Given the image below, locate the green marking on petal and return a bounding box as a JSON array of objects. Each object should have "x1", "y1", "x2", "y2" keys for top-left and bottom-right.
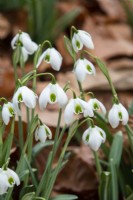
[
  {"x1": 8, "y1": 177, "x2": 14, "y2": 186},
  {"x1": 118, "y1": 112, "x2": 122, "y2": 120},
  {"x1": 45, "y1": 54, "x2": 50, "y2": 62},
  {"x1": 18, "y1": 94, "x2": 23, "y2": 102},
  {"x1": 86, "y1": 65, "x2": 92, "y2": 72},
  {"x1": 100, "y1": 131, "x2": 104, "y2": 138},
  {"x1": 76, "y1": 40, "x2": 80, "y2": 49},
  {"x1": 8, "y1": 107, "x2": 14, "y2": 116},
  {"x1": 85, "y1": 134, "x2": 90, "y2": 142},
  {"x1": 93, "y1": 102, "x2": 100, "y2": 110},
  {"x1": 45, "y1": 127, "x2": 50, "y2": 136},
  {"x1": 74, "y1": 104, "x2": 83, "y2": 114},
  {"x1": 50, "y1": 93, "x2": 56, "y2": 103}
]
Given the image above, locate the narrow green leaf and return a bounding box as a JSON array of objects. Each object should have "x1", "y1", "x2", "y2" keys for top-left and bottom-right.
[
  {"x1": 110, "y1": 159, "x2": 118, "y2": 200},
  {"x1": 19, "y1": 185, "x2": 34, "y2": 200},
  {"x1": 99, "y1": 171, "x2": 111, "y2": 200},
  {"x1": 64, "y1": 36, "x2": 74, "y2": 58},
  {"x1": 51, "y1": 194, "x2": 78, "y2": 200},
  {"x1": 21, "y1": 192, "x2": 35, "y2": 200},
  {"x1": 95, "y1": 58, "x2": 109, "y2": 79},
  {"x1": 109, "y1": 131, "x2": 123, "y2": 167}
]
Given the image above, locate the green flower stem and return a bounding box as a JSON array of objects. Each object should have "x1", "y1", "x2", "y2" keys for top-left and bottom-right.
[
  {"x1": 18, "y1": 105, "x2": 24, "y2": 152},
  {"x1": 0, "y1": 122, "x2": 3, "y2": 166},
  {"x1": 93, "y1": 151, "x2": 102, "y2": 178},
  {"x1": 13, "y1": 49, "x2": 19, "y2": 88}
]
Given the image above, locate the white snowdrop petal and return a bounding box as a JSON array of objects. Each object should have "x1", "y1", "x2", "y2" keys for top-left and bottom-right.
[
  {"x1": 96, "y1": 99, "x2": 106, "y2": 115},
  {"x1": 36, "y1": 51, "x2": 47, "y2": 68},
  {"x1": 82, "y1": 128, "x2": 91, "y2": 145},
  {"x1": 21, "y1": 47, "x2": 29, "y2": 62},
  {"x1": 12, "y1": 88, "x2": 22, "y2": 116},
  {"x1": 96, "y1": 126, "x2": 106, "y2": 143},
  {"x1": 74, "y1": 60, "x2": 86, "y2": 82},
  {"x1": 108, "y1": 105, "x2": 119, "y2": 128},
  {"x1": 56, "y1": 84, "x2": 68, "y2": 108},
  {"x1": 79, "y1": 98, "x2": 94, "y2": 117},
  {"x1": 6, "y1": 168, "x2": 20, "y2": 186},
  {"x1": 38, "y1": 126, "x2": 47, "y2": 143},
  {"x1": 39, "y1": 84, "x2": 51, "y2": 110},
  {"x1": 64, "y1": 100, "x2": 75, "y2": 125},
  {"x1": 119, "y1": 104, "x2": 129, "y2": 125},
  {"x1": 50, "y1": 48, "x2": 62, "y2": 71},
  {"x1": 0, "y1": 172, "x2": 9, "y2": 194},
  {"x1": 88, "y1": 129, "x2": 103, "y2": 151},
  {"x1": 84, "y1": 59, "x2": 96, "y2": 75},
  {"x1": 72, "y1": 33, "x2": 83, "y2": 53},
  {"x1": 21, "y1": 86, "x2": 37, "y2": 109},
  {"x1": 2, "y1": 106, "x2": 10, "y2": 125},
  {"x1": 44, "y1": 125, "x2": 52, "y2": 139},
  {"x1": 78, "y1": 30, "x2": 94, "y2": 49}
]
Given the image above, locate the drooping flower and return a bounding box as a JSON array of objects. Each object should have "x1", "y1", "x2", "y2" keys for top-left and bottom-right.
[
  {"x1": 0, "y1": 170, "x2": 9, "y2": 195},
  {"x1": 39, "y1": 83, "x2": 68, "y2": 110},
  {"x1": 74, "y1": 58, "x2": 96, "y2": 82},
  {"x1": 72, "y1": 29, "x2": 94, "y2": 53},
  {"x1": 2, "y1": 102, "x2": 15, "y2": 125},
  {"x1": 13, "y1": 86, "x2": 37, "y2": 115},
  {"x1": 3, "y1": 168, "x2": 20, "y2": 188},
  {"x1": 36, "y1": 48, "x2": 62, "y2": 71},
  {"x1": 108, "y1": 103, "x2": 129, "y2": 128},
  {"x1": 85, "y1": 98, "x2": 106, "y2": 116},
  {"x1": 82, "y1": 126, "x2": 106, "y2": 151},
  {"x1": 35, "y1": 124, "x2": 52, "y2": 143},
  {"x1": 64, "y1": 98, "x2": 94, "y2": 125}
]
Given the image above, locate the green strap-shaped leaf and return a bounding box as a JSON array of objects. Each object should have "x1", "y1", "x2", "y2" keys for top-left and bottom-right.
[
  {"x1": 99, "y1": 171, "x2": 111, "y2": 200},
  {"x1": 50, "y1": 194, "x2": 78, "y2": 200}
]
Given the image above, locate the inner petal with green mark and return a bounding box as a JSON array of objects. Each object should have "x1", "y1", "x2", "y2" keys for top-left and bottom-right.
[
  {"x1": 18, "y1": 93, "x2": 23, "y2": 102},
  {"x1": 8, "y1": 107, "x2": 14, "y2": 116},
  {"x1": 85, "y1": 134, "x2": 90, "y2": 142},
  {"x1": 93, "y1": 102, "x2": 100, "y2": 110},
  {"x1": 50, "y1": 93, "x2": 56, "y2": 103},
  {"x1": 8, "y1": 177, "x2": 14, "y2": 186},
  {"x1": 74, "y1": 104, "x2": 83, "y2": 114},
  {"x1": 86, "y1": 65, "x2": 92, "y2": 72},
  {"x1": 45, "y1": 127, "x2": 50, "y2": 136},
  {"x1": 45, "y1": 54, "x2": 50, "y2": 62},
  {"x1": 76, "y1": 40, "x2": 81, "y2": 49},
  {"x1": 118, "y1": 112, "x2": 123, "y2": 121},
  {"x1": 99, "y1": 131, "x2": 104, "y2": 138}
]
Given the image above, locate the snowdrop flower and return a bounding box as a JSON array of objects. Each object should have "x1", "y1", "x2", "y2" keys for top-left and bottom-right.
[
  {"x1": 74, "y1": 58, "x2": 96, "y2": 82},
  {"x1": 39, "y1": 83, "x2": 68, "y2": 110},
  {"x1": 64, "y1": 98, "x2": 94, "y2": 125},
  {"x1": 82, "y1": 126, "x2": 106, "y2": 151},
  {"x1": 36, "y1": 48, "x2": 62, "y2": 71},
  {"x1": 13, "y1": 86, "x2": 37, "y2": 115},
  {"x1": 2, "y1": 102, "x2": 15, "y2": 125},
  {"x1": 85, "y1": 98, "x2": 106, "y2": 116},
  {"x1": 72, "y1": 29, "x2": 94, "y2": 53},
  {"x1": 3, "y1": 168, "x2": 20, "y2": 187},
  {"x1": 108, "y1": 103, "x2": 129, "y2": 128},
  {"x1": 35, "y1": 124, "x2": 52, "y2": 143},
  {"x1": 0, "y1": 170, "x2": 9, "y2": 195}
]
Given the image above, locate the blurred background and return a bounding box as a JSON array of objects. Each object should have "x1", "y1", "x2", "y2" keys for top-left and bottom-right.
[{"x1": 0, "y1": 0, "x2": 133, "y2": 199}]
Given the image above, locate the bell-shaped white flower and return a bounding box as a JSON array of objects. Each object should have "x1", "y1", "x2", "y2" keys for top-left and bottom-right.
[
  {"x1": 13, "y1": 86, "x2": 37, "y2": 115},
  {"x1": 2, "y1": 102, "x2": 15, "y2": 125},
  {"x1": 11, "y1": 32, "x2": 38, "y2": 55},
  {"x1": 108, "y1": 103, "x2": 129, "y2": 128},
  {"x1": 74, "y1": 58, "x2": 96, "y2": 82},
  {"x1": 64, "y1": 98, "x2": 94, "y2": 125},
  {"x1": 35, "y1": 124, "x2": 52, "y2": 143},
  {"x1": 85, "y1": 98, "x2": 106, "y2": 116},
  {"x1": 36, "y1": 48, "x2": 62, "y2": 71},
  {"x1": 39, "y1": 83, "x2": 68, "y2": 110},
  {"x1": 82, "y1": 126, "x2": 106, "y2": 151},
  {"x1": 0, "y1": 170, "x2": 9, "y2": 195},
  {"x1": 72, "y1": 30, "x2": 94, "y2": 53},
  {"x1": 3, "y1": 168, "x2": 20, "y2": 187}
]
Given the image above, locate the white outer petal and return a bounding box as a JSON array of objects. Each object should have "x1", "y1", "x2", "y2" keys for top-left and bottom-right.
[
  {"x1": 21, "y1": 32, "x2": 38, "y2": 54},
  {"x1": 39, "y1": 84, "x2": 50, "y2": 110},
  {"x1": 64, "y1": 99, "x2": 75, "y2": 125},
  {"x1": 44, "y1": 124, "x2": 52, "y2": 139},
  {"x1": 96, "y1": 126, "x2": 106, "y2": 143},
  {"x1": 72, "y1": 33, "x2": 83, "y2": 53},
  {"x1": 56, "y1": 84, "x2": 68, "y2": 108},
  {"x1": 88, "y1": 128, "x2": 103, "y2": 151},
  {"x1": 12, "y1": 88, "x2": 22, "y2": 116},
  {"x1": 78, "y1": 98, "x2": 94, "y2": 117},
  {"x1": 96, "y1": 100, "x2": 106, "y2": 115},
  {"x1": 78, "y1": 30, "x2": 94, "y2": 49},
  {"x1": 82, "y1": 127, "x2": 91, "y2": 145},
  {"x1": 50, "y1": 48, "x2": 62, "y2": 71},
  {"x1": 11, "y1": 34, "x2": 19, "y2": 49},
  {"x1": 84, "y1": 59, "x2": 96, "y2": 75},
  {"x1": 108, "y1": 104, "x2": 119, "y2": 128},
  {"x1": 21, "y1": 86, "x2": 37, "y2": 109},
  {"x1": 119, "y1": 103, "x2": 129, "y2": 125},
  {"x1": 36, "y1": 126, "x2": 47, "y2": 143},
  {"x1": 36, "y1": 51, "x2": 47, "y2": 68},
  {"x1": 0, "y1": 172, "x2": 9, "y2": 194},
  {"x1": 6, "y1": 168, "x2": 20, "y2": 186},
  {"x1": 21, "y1": 47, "x2": 29, "y2": 62},
  {"x1": 74, "y1": 59, "x2": 86, "y2": 82},
  {"x1": 2, "y1": 105, "x2": 11, "y2": 125}
]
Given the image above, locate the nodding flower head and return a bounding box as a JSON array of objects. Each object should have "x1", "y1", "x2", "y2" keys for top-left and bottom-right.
[
  {"x1": 74, "y1": 58, "x2": 96, "y2": 82},
  {"x1": 2, "y1": 102, "x2": 15, "y2": 125},
  {"x1": 64, "y1": 98, "x2": 94, "y2": 125},
  {"x1": 36, "y1": 47, "x2": 63, "y2": 71},
  {"x1": 39, "y1": 83, "x2": 68, "y2": 110},
  {"x1": 108, "y1": 103, "x2": 129, "y2": 128},
  {"x1": 72, "y1": 29, "x2": 94, "y2": 53},
  {"x1": 13, "y1": 86, "x2": 38, "y2": 115},
  {"x1": 82, "y1": 126, "x2": 106, "y2": 151},
  {"x1": 35, "y1": 124, "x2": 52, "y2": 143}
]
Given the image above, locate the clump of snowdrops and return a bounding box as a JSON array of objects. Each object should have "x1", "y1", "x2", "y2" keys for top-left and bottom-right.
[{"x1": 0, "y1": 26, "x2": 132, "y2": 200}]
